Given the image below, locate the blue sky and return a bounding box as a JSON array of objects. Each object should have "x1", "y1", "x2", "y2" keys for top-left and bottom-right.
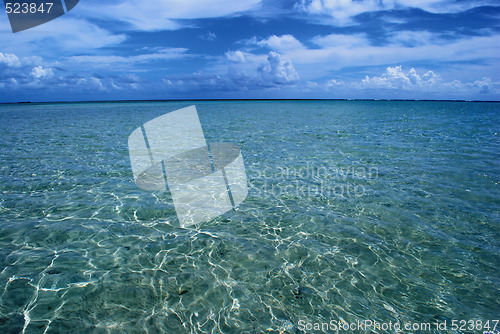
[{"x1": 0, "y1": 0, "x2": 499, "y2": 102}]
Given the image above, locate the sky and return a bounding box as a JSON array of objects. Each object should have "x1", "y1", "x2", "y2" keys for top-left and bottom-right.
[{"x1": 0, "y1": 0, "x2": 499, "y2": 102}]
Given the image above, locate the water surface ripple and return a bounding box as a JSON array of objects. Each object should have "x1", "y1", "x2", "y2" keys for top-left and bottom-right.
[{"x1": 0, "y1": 101, "x2": 498, "y2": 333}]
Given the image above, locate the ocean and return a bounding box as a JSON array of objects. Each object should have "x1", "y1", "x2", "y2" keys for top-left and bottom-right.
[{"x1": 0, "y1": 100, "x2": 499, "y2": 333}]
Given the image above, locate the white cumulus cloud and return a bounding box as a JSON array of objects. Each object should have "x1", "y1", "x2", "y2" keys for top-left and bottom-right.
[
  {"x1": 163, "y1": 51, "x2": 299, "y2": 93},
  {"x1": 30, "y1": 66, "x2": 54, "y2": 79},
  {"x1": 361, "y1": 65, "x2": 438, "y2": 89},
  {"x1": 316, "y1": 65, "x2": 499, "y2": 99},
  {"x1": 255, "y1": 34, "x2": 305, "y2": 52},
  {"x1": 258, "y1": 51, "x2": 300, "y2": 85},
  {"x1": 0, "y1": 52, "x2": 21, "y2": 68},
  {"x1": 226, "y1": 50, "x2": 248, "y2": 63}
]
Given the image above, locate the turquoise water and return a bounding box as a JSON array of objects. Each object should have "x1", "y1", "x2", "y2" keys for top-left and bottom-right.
[{"x1": 0, "y1": 100, "x2": 499, "y2": 333}]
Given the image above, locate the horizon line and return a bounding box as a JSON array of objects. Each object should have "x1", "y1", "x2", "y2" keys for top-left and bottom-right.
[{"x1": 1, "y1": 98, "x2": 499, "y2": 105}]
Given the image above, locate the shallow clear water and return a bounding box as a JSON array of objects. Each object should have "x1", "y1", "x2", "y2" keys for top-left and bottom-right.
[{"x1": 0, "y1": 100, "x2": 499, "y2": 333}]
